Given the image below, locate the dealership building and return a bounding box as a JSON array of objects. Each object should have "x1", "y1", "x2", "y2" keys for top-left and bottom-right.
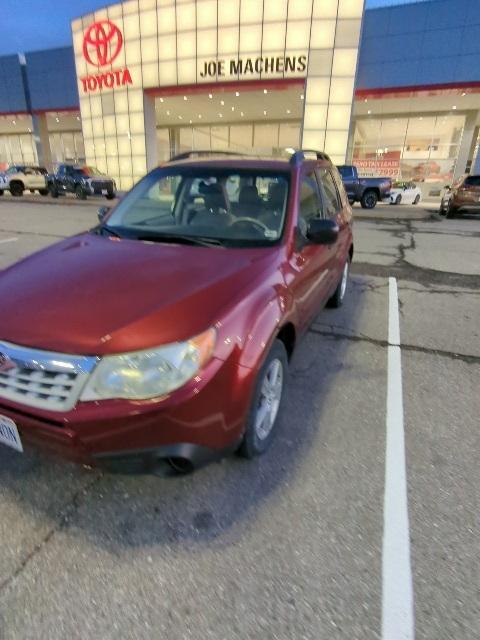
[{"x1": 0, "y1": 0, "x2": 479, "y2": 195}]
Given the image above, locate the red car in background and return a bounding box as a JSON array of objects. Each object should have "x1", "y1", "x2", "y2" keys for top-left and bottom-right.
[{"x1": 0, "y1": 150, "x2": 353, "y2": 473}]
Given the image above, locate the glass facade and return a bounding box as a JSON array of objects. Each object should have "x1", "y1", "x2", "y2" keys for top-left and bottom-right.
[
  {"x1": 0, "y1": 115, "x2": 37, "y2": 169},
  {"x1": 351, "y1": 113, "x2": 466, "y2": 186}
]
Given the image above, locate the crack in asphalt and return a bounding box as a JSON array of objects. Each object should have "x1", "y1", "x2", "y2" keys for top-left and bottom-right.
[
  {"x1": 0, "y1": 472, "x2": 103, "y2": 596},
  {"x1": 308, "y1": 328, "x2": 480, "y2": 365},
  {"x1": 352, "y1": 262, "x2": 480, "y2": 289}
]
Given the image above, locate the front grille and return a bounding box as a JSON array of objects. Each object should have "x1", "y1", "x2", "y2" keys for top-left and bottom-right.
[
  {"x1": 91, "y1": 180, "x2": 113, "y2": 192},
  {"x1": 0, "y1": 341, "x2": 98, "y2": 412}
]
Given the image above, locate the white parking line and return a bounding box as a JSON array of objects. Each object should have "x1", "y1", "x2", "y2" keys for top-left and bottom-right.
[
  {"x1": 382, "y1": 277, "x2": 415, "y2": 640},
  {"x1": 0, "y1": 237, "x2": 18, "y2": 244}
]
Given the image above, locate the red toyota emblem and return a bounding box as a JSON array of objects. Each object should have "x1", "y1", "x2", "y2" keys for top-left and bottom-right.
[{"x1": 82, "y1": 20, "x2": 123, "y2": 67}]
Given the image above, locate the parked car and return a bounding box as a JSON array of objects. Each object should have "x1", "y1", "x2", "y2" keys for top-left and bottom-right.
[
  {"x1": 0, "y1": 150, "x2": 353, "y2": 473},
  {"x1": 389, "y1": 181, "x2": 421, "y2": 205},
  {"x1": 336, "y1": 165, "x2": 391, "y2": 209},
  {"x1": 49, "y1": 164, "x2": 116, "y2": 200},
  {"x1": 0, "y1": 172, "x2": 7, "y2": 195},
  {"x1": 0, "y1": 165, "x2": 49, "y2": 197},
  {"x1": 439, "y1": 175, "x2": 480, "y2": 218}
]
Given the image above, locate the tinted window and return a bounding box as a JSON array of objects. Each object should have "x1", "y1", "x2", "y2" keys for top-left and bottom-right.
[
  {"x1": 298, "y1": 173, "x2": 321, "y2": 235},
  {"x1": 464, "y1": 176, "x2": 480, "y2": 186},
  {"x1": 337, "y1": 165, "x2": 354, "y2": 178},
  {"x1": 317, "y1": 168, "x2": 342, "y2": 217}
]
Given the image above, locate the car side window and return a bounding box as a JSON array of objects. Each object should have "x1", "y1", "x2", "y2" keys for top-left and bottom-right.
[
  {"x1": 298, "y1": 173, "x2": 322, "y2": 236},
  {"x1": 317, "y1": 168, "x2": 342, "y2": 218}
]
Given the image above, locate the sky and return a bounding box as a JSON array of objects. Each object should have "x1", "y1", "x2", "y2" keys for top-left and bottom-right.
[{"x1": 0, "y1": 0, "x2": 425, "y2": 56}]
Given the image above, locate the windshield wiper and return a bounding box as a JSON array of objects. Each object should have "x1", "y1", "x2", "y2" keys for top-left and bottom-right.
[
  {"x1": 93, "y1": 224, "x2": 124, "y2": 239},
  {"x1": 135, "y1": 233, "x2": 225, "y2": 247}
]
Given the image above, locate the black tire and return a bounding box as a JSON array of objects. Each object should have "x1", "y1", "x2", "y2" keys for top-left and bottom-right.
[
  {"x1": 0, "y1": 190, "x2": 4, "y2": 196},
  {"x1": 105, "y1": 192, "x2": 115, "y2": 200},
  {"x1": 360, "y1": 190, "x2": 378, "y2": 209},
  {"x1": 39, "y1": 189, "x2": 49, "y2": 196},
  {"x1": 30, "y1": 189, "x2": 35, "y2": 194},
  {"x1": 238, "y1": 340, "x2": 288, "y2": 459},
  {"x1": 395, "y1": 195, "x2": 402, "y2": 205},
  {"x1": 327, "y1": 258, "x2": 350, "y2": 308},
  {"x1": 75, "y1": 184, "x2": 87, "y2": 200},
  {"x1": 10, "y1": 181, "x2": 24, "y2": 197},
  {"x1": 50, "y1": 185, "x2": 59, "y2": 198},
  {"x1": 446, "y1": 204, "x2": 457, "y2": 219},
  {"x1": 413, "y1": 194, "x2": 420, "y2": 205}
]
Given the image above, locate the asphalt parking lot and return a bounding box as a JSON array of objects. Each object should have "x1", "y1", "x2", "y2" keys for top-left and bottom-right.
[{"x1": 0, "y1": 197, "x2": 479, "y2": 639}]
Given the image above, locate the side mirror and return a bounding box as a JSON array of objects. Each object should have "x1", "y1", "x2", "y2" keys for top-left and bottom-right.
[
  {"x1": 98, "y1": 206, "x2": 110, "y2": 222},
  {"x1": 306, "y1": 218, "x2": 339, "y2": 245},
  {"x1": 444, "y1": 185, "x2": 451, "y2": 190}
]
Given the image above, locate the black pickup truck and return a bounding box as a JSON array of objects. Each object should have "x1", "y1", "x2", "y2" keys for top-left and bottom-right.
[
  {"x1": 49, "y1": 164, "x2": 116, "y2": 200},
  {"x1": 337, "y1": 165, "x2": 391, "y2": 209}
]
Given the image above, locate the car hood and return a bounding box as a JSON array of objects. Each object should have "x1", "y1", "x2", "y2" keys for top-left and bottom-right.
[{"x1": 0, "y1": 233, "x2": 276, "y2": 355}]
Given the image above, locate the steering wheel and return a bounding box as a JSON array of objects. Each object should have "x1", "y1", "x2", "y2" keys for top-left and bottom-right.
[{"x1": 230, "y1": 217, "x2": 270, "y2": 234}]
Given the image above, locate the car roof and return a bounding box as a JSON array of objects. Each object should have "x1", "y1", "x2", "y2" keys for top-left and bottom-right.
[{"x1": 162, "y1": 152, "x2": 332, "y2": 172}]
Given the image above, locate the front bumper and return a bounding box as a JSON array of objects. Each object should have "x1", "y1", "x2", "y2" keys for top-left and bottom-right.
[{"x1": 0, "y1": 354, "x2": 254, "y2": 471}]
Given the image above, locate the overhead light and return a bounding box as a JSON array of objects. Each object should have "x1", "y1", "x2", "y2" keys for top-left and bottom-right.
[
  {"x1": 76, "y1": 116, "x2": 80, "y2": 120},
  {"x1": 235, "y1": 91, "x2": 240, "y2": 97},
  {"x1": 452, "y1": 105, "x2": 457, "y2": 110},
  {"x1": 461, "y1": 92, "x2": 466, "y2": 96},
  {"x1": 12, "y1": 120, "x2": 16, "y2": 125},
  {"x1": 367, "y1": 109, "x2": 371, "y2": 114},
  {"x1": 219, "y1": 113, "x2": 223, "y2": 118},
  {"x1": 220, "y1": 100, "x2": 225, "y2": 106},
  {"x1": 263, "y1": 89, "x2": 268, "y2": 94},
  {"x1": 189, "y1": 119, "x2": 192, "y2": 124},
  {"x1": 178, "y1": 115, "x2": 183, "y2": 120},
  {"x1": 286, "y1": 109, "x2": 291, "y2": 114},
  {"x1": 300, "y1": 94, "x2": 304, "y2": 100},
  {"x1": 27, "y1": 127, "x2": 31, "y2": 133},
  {"x1": 183, "y1": 95, "x2": 188, "y2": 101},
  {"x1": 419, "y1": 117, "x2": 423, "y2": 120},
  {"x1": 263, "y1": 110, "x2": 267, "y2": 115},
  {"x1": 159, "y1": 97, "x2": 164, "y2": 103},
  {"x1": 208, "y1": 93, "x2": 213, "y2": 99},
  {"x1": 364, "y1": 98, "x2": 368, "y2": 103},
  {"x1": 198, "y1": 114, "x2": 202, "y2": 119},
  {"x1": 240, "y1": 112, "x2": 244, "y2": 117},
  {"x1": 55, "y1": 117, "x2": 60, "y2": 123},
  {"x1": 166, "y1": 110, "x2": 170, "y2": 115},
  {"x1": 231, "y1": 106, "x2": 235, "y2": 111}
]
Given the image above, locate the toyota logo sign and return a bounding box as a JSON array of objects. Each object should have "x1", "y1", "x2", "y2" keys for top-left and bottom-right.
[{"x1": 83, "y1": 20, "x2": 123, "y2": 67}]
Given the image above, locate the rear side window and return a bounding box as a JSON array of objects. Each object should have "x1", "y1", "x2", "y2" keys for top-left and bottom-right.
[
  {"x1": 317, "y1": 168, "x2": 342, "y2": 217},
  {"x1": 298, "y1": 173, "x2": 322, "y2": 235},
  {"x1": 464, "y1": 176, "x2": 480, "y2": 186}
]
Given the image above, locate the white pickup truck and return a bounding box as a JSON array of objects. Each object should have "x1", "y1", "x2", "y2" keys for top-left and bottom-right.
[{"x1": 0, "y1": 165, "x2": 49, "y2": 197}]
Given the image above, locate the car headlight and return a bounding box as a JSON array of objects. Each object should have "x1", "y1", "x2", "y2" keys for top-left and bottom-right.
[{"x1": 80, "y1": 328, "x2": 216, "y2": 401}]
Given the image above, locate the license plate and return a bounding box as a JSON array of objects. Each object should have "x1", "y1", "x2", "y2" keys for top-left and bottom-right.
[
  {"x1": 101, "y1": 189, "x2": 107, "y2": 195},
  {"x1": 0, "y1": 415, "x2": 23, "y2": 452}
]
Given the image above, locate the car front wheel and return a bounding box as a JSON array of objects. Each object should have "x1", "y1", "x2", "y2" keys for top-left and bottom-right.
[
  {"x1": 75, "y1": 184, "x2": 87, "y2": 200},
  {"x1": 395, "y1": 195, "x2": 402, "y2": 205},
  {"x1": 10, "y1": 182, "x2": 24, "y2": 197},
  {"x1": 238, "y1": 340, "x2": 288, "y2": 458},
  {"x1": 413, "y1": 194, "x2": 420, "y2": 205}
]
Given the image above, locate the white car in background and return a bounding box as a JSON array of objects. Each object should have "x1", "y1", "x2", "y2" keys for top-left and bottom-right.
[
  {"x1": 389, "y1": 181, "x2": 422, "y2": 205},
  {"x1": 0, "y1": 165, "x2": 49, "y2": 197}
]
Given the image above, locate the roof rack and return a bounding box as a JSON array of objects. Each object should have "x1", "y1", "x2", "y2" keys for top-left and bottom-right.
[
  {"x1": 289, "y1": 149, "x2": 331, "y2": 166},
  {"x1": 169, "y1": 150, "x2": 245, "y2": 162}
]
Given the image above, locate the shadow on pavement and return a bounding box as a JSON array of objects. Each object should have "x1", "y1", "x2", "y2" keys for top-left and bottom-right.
[{"x1": 0, "y1": 277, "x2": 372, "y2": 555}]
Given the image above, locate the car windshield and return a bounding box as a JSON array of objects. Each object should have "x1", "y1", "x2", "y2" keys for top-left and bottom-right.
[
  {"x1": 393, "y1": 182, "x2": 408, "y2": 188},
  {"x1": 101, "y1": 168, "x2": 290, "y2": 248}
]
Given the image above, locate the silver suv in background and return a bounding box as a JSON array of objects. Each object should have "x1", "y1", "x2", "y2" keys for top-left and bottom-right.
[{"x1": 0, "y1": 165, "x2": 49, "y2": 197}]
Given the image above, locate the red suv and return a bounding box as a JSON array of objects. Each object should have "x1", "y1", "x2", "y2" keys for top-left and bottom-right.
[{"x1": 0, "y1": 150, "x2": 353, "y2": 473}]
